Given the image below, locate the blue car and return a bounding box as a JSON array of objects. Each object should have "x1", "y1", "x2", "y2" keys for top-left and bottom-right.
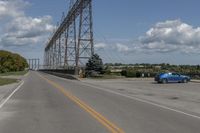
[{"x1": 155, "y1": 72, "x2": 191, "y2": 83}]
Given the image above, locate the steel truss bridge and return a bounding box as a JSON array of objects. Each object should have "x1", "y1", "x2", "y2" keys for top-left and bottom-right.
[
  {"x1": 28, "y1": 59, "x2": 40, "y2": 70},
  {"x1": 44, "y1": 0, "x2": 94, "y2": 74}
]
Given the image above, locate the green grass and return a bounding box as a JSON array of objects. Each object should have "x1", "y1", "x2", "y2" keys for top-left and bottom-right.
[
  {"x1": 88, "y1": 74, "x2": 124, "y2": 79},
  {"x1": 0, "y1": 70, "x2": 28, "y2": 76},
  {"x1": 0, "y1": 78, "x2": 18, "y2": 86}
]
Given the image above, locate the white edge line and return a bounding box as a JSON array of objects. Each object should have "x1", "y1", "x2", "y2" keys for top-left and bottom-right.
[
  {"x1": 40, "y1": 72, "x2": 200, "y2": 120},
  {"x1": 0, "y1": 81, "x2": 24, "y2": 109},
  {"x1": 83, "y1": 83, "x2": 200, "y2": 120}
]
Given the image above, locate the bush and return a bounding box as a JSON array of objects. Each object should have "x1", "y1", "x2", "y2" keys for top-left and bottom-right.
[
  {"x1": 121, "y1": 70, "x2": 157, "y2": 78},
  {"x1": 121, "y1": 70, "x2": 127, "y2": 76},
  {"x1": 102, "y1": 69, "x2": 111, "y2": 75},
  {"x1": 136, "y1": 72, "x2": 141, "y2": 77},
  {"x1": 121, "y1": 70, "x2": 139, "y2": 77}
]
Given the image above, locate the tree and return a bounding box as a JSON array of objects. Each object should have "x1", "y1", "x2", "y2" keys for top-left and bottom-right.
[
  {"x1": 85, "y1": 54, "x2": 103, "y2": 75},
  {"x1": 0, "y1": 50, "x2": 28, "y2": 73}
]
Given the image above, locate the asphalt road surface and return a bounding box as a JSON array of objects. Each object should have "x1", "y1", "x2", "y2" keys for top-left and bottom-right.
[{"x1": 0, "y1": 71, "x2": 200, "y2": 133}]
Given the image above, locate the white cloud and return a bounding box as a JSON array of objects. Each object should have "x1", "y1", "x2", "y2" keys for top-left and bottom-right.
[
  {"x1": 94, "y1": 43, "x2": 107, "y2": 49},
  {"x1": 0, "y1": 0, "x2": 28, "y2": 19},
  {"x1": 139, "y1": 19, "x2": 200, "y2": 54},
  {"x1": 0, "y1": 0, "x2": 54, "y2": 47},
  {"x1": 115, "y1": 43, "x2": 131, "y2": 52},
  {"x1": 96, "y1": 19, "x2": 200, "y2": 55}
]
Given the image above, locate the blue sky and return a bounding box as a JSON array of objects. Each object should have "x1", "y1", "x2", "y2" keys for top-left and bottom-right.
[{"x1": 1, "y1": 0, "x2": 200, "y2": 64}]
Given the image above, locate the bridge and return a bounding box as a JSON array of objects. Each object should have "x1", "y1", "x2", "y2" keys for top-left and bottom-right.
[
  {"x1": 28, "y1": 58, "x2": 40, "y2": 70},
  {"x1": 43, "y1": 0, "x2": 94, "y2": 75}
]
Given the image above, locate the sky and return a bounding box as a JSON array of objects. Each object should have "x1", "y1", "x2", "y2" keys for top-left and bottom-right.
[{"x1": 1, "y1": 0, "x2": 200, "y2": 65}]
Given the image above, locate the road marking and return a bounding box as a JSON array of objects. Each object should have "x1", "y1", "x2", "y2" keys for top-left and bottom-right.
[
  {"x1": 39, "y1": 72, "x2": 200, "y2": 120},
  {"x1": 82, "y1": 82, "x2": 200, "y2": 120},
  {"x1": 0, "y1": 81, "x2": 24, "y2": 109},
  {"x1": 38, "y1": 73, "x2": 124, "y2": 133}
]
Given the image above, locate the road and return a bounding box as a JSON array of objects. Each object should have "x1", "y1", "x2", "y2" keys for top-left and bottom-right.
[
  {"x1": 0, "y1": 71, "x2": 200, "y2": 133},
  {"x1": 82, "y1": 78, "x2": 200, "y2": 116}
]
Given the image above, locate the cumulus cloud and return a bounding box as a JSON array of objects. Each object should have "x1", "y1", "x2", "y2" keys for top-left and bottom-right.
[
  {"x1": 115, "y1": 43, "x2": 131, "y2": 52},
  {"x1": 89, "y1": 19, "x2": 200, "y2": 56},
  {"x1": 97, "y1": 19, "x2": 200, "y2": 55},
  {"x1": 0, "y1": 0, "x2": 54, "y2": 47},
  {"x1": 94, "y1": 41, "x2": 134, "y2": 54},
  {"x1": 139, "y1": 19, "x2": 200, "y2": 54},
  {"x1": 94, "y1": 43, "x2": 107, "y2": 49},
  {"x1": 0, "y1": 0, "x2": 27, "y2": 19}
]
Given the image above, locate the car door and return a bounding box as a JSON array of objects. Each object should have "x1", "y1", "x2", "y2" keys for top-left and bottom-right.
[
  {"x1": 171, "y1": 73, "x2": 181, "y2": 82},
  {"x1": 167, "y1": 73, "x2": 174, "y2": 82}
]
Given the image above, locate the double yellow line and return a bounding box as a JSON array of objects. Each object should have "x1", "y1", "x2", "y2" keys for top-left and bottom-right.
[{"x1": 38, "y1": 74, "x2": 125, "y2": 133}]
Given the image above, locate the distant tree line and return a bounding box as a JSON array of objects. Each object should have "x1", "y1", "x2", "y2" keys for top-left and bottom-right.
[
  {"x1": 104, "y1": 63, "x2": 200, "y2": 79},
  {"x1": 84, "y1": 54, "x2": 200, "y2": 79},
  {"x1": 0, "y1": 50, "x2": 28, "y2": 73}
]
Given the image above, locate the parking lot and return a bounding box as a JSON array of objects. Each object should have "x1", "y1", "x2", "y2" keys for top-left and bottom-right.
[{"x1": 82, "y1": 78, "x2": 200, "y2": 116}]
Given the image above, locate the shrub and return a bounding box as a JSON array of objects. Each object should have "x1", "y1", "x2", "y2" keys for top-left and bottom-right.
[{"x1": 121, "y1": 70, "x2": 127, "y2": 76}]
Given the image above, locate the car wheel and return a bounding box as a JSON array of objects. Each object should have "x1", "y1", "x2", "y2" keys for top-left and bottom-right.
[
  {"x1": 182, "y1": 79, "x2": 188, "y2": 83},
  {"x1": 162, "y1": 79, "x2": 167, "y2": 84}
]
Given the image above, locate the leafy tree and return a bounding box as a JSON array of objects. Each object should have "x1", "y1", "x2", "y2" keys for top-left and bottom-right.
[
  {"x1": 0, "y1": 50, "x2": 28, "y2": 73},
  {"x1": 85, "y1": 54, "x2": 103, "y2": 75}
]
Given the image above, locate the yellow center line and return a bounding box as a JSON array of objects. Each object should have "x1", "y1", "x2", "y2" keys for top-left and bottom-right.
[{"x1": 37, "y1": 73, "x2": 125, "y2": 133}]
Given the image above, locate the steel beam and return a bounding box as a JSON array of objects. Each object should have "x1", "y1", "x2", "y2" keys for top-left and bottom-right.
[{"x1": 44, "y1": 0, "x2": 94, "y2": 74}]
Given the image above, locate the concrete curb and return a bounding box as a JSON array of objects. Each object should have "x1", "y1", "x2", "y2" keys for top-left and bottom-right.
[
  {"x1": 190, "y1": 80, "x2": 200, "y2": 83},
  {"x1": 40, "y1": 71, "x2": 79, "y2": 80}
]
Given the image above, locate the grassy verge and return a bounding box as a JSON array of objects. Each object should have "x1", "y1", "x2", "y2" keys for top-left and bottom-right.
[
  {"x1": 0, "y1": 78, "x2": 18, "y2": 86},
  {"x1": 88, "y1": 74, "x2": 124, "y2": 79},
  {"x1": 0, "y1": 70, "x2": 28, "y2": 76}
]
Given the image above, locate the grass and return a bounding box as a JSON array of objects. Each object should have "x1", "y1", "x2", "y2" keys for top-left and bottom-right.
[
  {"x1": 88, "y1": 74, "x2": 125, "y2": 79},
  {"x1": 0, "y1": 78, "x2": 18, "y2": 86},
  {"x1": 0, "y1": 70, "x2": 28, "y2": 76}
]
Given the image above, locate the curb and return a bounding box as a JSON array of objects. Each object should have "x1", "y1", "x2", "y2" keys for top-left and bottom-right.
[
  {"x1": 190, "y1": 80, "x2": 200, "y2": 83},
  {"x1": 40, "y1": 71, "x2": 78, "y2": 80}
]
